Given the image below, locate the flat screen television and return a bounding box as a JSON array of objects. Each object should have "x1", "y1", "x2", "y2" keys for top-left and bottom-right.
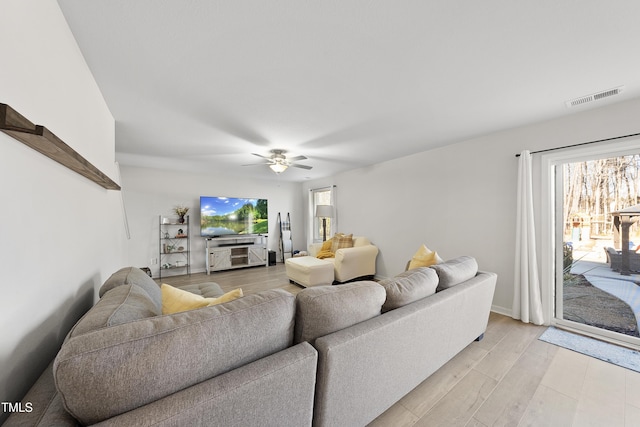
[{"x1": 200, "y1": 196, "x2": 268, "y2": 237}]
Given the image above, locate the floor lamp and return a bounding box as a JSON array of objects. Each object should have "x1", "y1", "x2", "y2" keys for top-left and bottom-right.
[{"x1": 315, "y1": 205, "x2": 335, "y2": 241}]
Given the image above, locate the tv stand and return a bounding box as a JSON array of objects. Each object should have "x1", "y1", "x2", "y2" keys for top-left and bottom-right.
[{"x1": 206, "y1": 235, "x2": 268, "y2": 274}]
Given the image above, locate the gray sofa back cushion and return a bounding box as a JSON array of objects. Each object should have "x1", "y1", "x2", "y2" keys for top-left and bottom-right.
[
  {"x1": 294, "y1": 281, "x2": 385, "y2": 344},
  {"x1": 431, "y1": 256, "x2": 478, "y2": 291},
  {"x1": 53, "y1": 289, "x2": 295, "y2": 425},
  {"x1": 379, "y1": 267, "x2": 439, "y2": 312},
  {"x1": 99, "y1": 266, "x2": 162, "y2": 309},
  {"x1": 66, "y1": 284, "x2": 160, "y2": 339}
]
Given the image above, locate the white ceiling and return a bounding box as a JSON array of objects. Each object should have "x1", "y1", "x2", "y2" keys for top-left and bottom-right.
[{"x1": 57, "y1": 0, "x2": 640, "y2": 182}]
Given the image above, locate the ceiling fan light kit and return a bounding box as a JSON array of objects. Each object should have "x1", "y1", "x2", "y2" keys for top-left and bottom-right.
[
  {"x1": 269, "y1": 162, "x2": 288, "y2": 174},
  {"x1": 245, "y1": 149, "x2": 312, "y2": 174}
]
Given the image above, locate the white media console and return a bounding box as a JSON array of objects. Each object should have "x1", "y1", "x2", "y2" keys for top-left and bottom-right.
[{"x1": 205, "y1": 235, "x2": 268, "y2": 274}]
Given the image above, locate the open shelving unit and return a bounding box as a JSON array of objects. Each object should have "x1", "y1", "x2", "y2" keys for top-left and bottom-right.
[{"x1": 159, "y1": 215, "x2": 191, "y2": 279}]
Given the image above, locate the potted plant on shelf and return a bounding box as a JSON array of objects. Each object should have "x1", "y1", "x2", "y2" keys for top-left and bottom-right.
[{"x1": 174, "y1": 205, "x2": 189, "y2": 224}]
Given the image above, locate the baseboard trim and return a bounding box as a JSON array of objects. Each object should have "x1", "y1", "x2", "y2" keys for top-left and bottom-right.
[{"x1": 491, "y1": 305, "x2": 512, "y2": 317}]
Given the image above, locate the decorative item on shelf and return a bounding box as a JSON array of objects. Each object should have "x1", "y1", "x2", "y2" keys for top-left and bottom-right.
[
  {"x1": 175, "y1": 260, "x2": 183, "y2": 267},
  {"x1": 174, "y1": 205, "x2": 189, "y2": 224},
  {"x1": 162, "y1": 217, "x2": 170, "y2": 224},
  {"x1": 177, "y1": 246, "x2": 185, "y2": 252},
  {"x1": 175, "y1": 228, "x2": 187, "y2": 238},
  {"x1": 164, "y1": 231, "x2": 170, "y2": 239},
  {"x1": 315, "y1": 205, "x2": 335, "y2": 241},
  {"x1": 162, "y1": 263, "x2": 172, "y2": 269},
  {"x1": 166, "y1": 244, "x2": 175, "y2": 253}
]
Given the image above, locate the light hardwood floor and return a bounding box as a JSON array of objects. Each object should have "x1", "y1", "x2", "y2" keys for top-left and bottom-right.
[{"x1": 160, "y1": 265, "x2": 640, "y2": 427}]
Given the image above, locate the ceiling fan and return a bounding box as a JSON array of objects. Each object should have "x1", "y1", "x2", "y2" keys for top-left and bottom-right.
[{"x1": 244, "y1": 149, "x2": 312, "y2": 174}]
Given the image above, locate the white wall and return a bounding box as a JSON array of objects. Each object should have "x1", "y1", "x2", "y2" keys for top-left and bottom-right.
[
  {"x1": 120, "y1": 166, "x2": 304, "y2": 277},
  {"x1": 303, "y1": 97, "x2": 640, "y2": 315},
  {"x1": 0, "y1": 1, "x2": 125, "y2": 421}
]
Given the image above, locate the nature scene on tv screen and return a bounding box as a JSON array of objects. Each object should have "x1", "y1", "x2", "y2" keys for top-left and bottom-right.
[{"x1": 200, "y1": 196, "x2": 268, "y2": 237}]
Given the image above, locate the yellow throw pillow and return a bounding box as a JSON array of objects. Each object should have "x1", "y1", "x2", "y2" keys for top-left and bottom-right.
[
  {"x1": 162, "y1": 284, "x2": 244, "y2": 314},
  {"x1": 205, "y1": 288, "x2": 244, "y2": 306},
  {"x1": 408, "y1": 244, "x2": 439, "y2": 270},
  {"x1": 161, "y1": 283, "x2": 210, "y2": 314}
]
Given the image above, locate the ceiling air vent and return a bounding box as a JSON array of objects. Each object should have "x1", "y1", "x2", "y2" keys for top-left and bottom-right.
[{"x1": 565, "y1": 86, "x2": 625, "y2": 108}]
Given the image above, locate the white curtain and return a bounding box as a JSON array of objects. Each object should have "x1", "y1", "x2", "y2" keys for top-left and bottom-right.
[{"x1": 513, "y1": 150, "x2": 544, "y2": 325}]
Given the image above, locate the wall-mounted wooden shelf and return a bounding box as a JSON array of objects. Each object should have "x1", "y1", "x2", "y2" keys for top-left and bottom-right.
[{"x1": 0, "y1": 103, "x2": 120, "y2": 190}]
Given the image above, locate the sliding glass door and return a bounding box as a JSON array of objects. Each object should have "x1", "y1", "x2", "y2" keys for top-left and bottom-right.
[{"x1": 552, "y1": 146, "x2": 640, "y2": 349}]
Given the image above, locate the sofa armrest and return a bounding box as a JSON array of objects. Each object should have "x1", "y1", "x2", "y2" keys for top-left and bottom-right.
[
  {"x1": 97, "y1": 342, "x2": 318, "y2": 427},
  {"x1": 334, "y1": 245, "x2": 379, "y2": 282},
  {"x1": 335, "y1": 244, "x2": 378, "y2": 260},
  {"x1": 3, "y1": 361, "x2": 79, "y2": 427},
  {"x1": 54, "y1": 290, "x2": 296, "y2": 425}
]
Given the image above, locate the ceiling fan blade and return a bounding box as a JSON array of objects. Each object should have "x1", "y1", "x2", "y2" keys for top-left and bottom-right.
[
  {"x1": 252, "y1": 153, "x2": 272, "y2": 159},
  {"x1": 290, "y1": 163, "x2": 313, "y2": 170},
  {"x1": 288, "y1": 155, "x2": 307, "y2": 161},
  {"x1": 242, "y1": 162, "x2": 271, "y2": 166}
]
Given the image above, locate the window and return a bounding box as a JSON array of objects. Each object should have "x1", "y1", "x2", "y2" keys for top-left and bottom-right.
[{"x1": 311, "y1": 187, "x2": 335, "y2": 242}]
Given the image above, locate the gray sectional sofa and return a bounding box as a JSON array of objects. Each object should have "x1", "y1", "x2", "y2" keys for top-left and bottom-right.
[
  {"x1": 6, "y1": 258, "x2": 496, "y2": 426},
  {"x1": 5, "y1": 267, "x2": 318, "y2": 427}
]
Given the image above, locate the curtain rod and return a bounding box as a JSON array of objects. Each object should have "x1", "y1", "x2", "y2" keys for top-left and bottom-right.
[
  {"x1": 309, "y1": 185, "x2": 337, "y2": 191},
  {"x1": 514, "y1": 132, "x2": 640, "y2": 157}
]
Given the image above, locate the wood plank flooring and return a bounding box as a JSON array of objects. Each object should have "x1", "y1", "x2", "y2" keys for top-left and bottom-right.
[
  {"x1": 157, "y1": 263, "x2": 303, "y2": 296},
  {"x1": 159, "y1": 265, "x2": 640, "y2": 427}
]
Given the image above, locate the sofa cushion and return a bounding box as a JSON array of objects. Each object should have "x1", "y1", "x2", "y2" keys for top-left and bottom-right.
[
  {"x1": 352, "y1": 236, "x2": 371, "y2": 247},
  {"x1": 379, "y1": 267, "x2": 439, "y2": 312},
  {"x1": 99, "y1": 266, "x2": 162, "y2": 312},
  {"x1": 294, "y1": 281, "x2": 385, "y2": 344},
  {"x1": 54, "y1": 289, "x2": 296, "y2": 425},
  {"x1": 177, "y1": 282, "x2": 225, "y2": 298},
  {"x1": 431, "y1": 256, "x2": 478, "y2": 291},
  {"x1": 66, "y1": 284, "x2": 161, "y2": 340}
]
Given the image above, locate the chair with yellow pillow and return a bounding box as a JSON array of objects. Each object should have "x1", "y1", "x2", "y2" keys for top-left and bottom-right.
[{"x1": 308, "y1": 234, "x2": 379, "y2": 283}]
